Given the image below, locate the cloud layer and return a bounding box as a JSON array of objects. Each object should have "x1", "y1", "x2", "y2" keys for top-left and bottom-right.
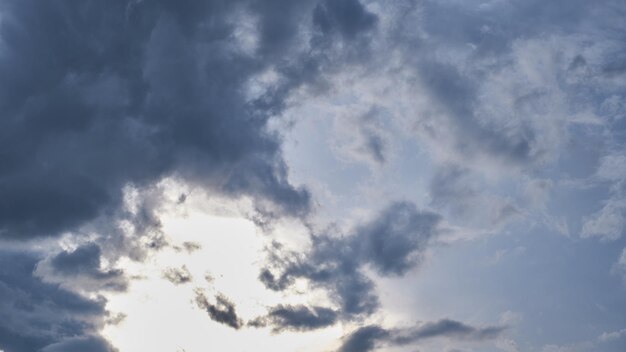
[{"x1": 2, "y1": 0, "x2": 626, "y2": 351}]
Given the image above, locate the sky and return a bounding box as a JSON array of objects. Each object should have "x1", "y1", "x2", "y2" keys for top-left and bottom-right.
[{"x1": 0, "y1": 0, "x2": 625, "y2": 351}]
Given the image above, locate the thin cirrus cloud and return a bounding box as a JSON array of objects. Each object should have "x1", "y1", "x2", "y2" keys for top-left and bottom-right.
[{"x1": 1, "y1": 0, "x2": 626, "y2": 351}]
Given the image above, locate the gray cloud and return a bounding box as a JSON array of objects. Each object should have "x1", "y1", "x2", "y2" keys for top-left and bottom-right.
[
  {"x1": 37, "y1": 243, "x2": 129, "y2": 292},
  {"x1": 377, "y1": 0, "x2": 626, "y2": 182},
  {"x1": 338, "y1": 320, "x2": 506, "y2": 352},
  {"x1": 173, "y1": 241, "x2": 202, "y2": 253},
  {"x1": 249, "y1": 304, "x2": 338, "y2": 332},
  {"x1": 194, "y1": 290, "x2": 243, "y2": 330},
  {"x1": 162, "y1": 265, "x2": 193, "y2": 285},
  {"x1": 313, "y1": 0, "x2": 377, "y2": 40},
  {"x1": 4, "y1": 0, "x2": 625, "y2": 350},
  {"x1": 429, "y1": 164, "x2": 520, "y2": 230},
  {"x1": 260, "y1": 201, "x2": 440, "y2": 318},
  {"x1": 0, "y1": 1, "x2": 382, "y2": 348},
  {"x1": 0, "y1": 0, "x2": 331, "y2": 241},
  {"x1": 414, "y1": 59, "x2": 544, "y2": 169},
  {"x1": 337, "y1": 325, "x2": 390, "y2": 352},
  {"x1": 0, "y1": 250, "x2": 110, "y2": 352}
]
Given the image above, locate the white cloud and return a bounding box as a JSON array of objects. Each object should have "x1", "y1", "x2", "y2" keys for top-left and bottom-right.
[{"x1": 599, "y1": 328, "x2": 626, "y2": 342}]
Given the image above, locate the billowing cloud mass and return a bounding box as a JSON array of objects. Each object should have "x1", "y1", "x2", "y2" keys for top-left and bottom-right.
[
  {"x1": 260, "y1": 201, "x2": 440, "y2": 319},
  {"x1": 0, "y1": 0, "x2": 314, "y2": 242},
  {"x1": 2, "y1": 0, "x2": 626, "y2": 351}
]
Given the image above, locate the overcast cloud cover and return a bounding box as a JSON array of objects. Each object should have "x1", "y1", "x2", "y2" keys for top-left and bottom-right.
[{"x1": 0, "y1": 0, "x2": 625, "y2": 351}]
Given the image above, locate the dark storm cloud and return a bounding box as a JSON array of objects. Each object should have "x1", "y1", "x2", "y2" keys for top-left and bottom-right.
[
  {"x1": 0, "y1": 0, "x2": 332, "y2": 240},
  {"x1": 0, "y1": 250, "x2": 109, "y2": 352},
  {"x1": 162, "y1": 265, "x2": 193, "y2": 285},
  {"x1": 194, "y1": 290, "x2": 243, "y2": 330},
  {"x1": 0, "y1": 0, "x2": 384, "y2": 243},
  {"x1": 338, "y1": 320, "x2": 506, "y2": 352},
  {"x1": 260, "y1": 201, "x2": 440, "y2": 319},
  {"x1": 249, "y1": 304, "x2": 338, "y2": 332}
]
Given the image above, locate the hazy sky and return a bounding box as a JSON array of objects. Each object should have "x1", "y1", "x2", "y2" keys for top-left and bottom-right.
[{"x1": 1, "y1": 1, "x2": 626, "y2": 351}]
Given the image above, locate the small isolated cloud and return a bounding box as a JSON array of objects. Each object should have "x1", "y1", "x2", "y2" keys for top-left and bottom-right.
[
  {"x1": 162, "y1": 265, "x2": 193, "y2": 285},
  {"x1": 194, "y1": 290, "x2": 243, "y2": 330},
  {"x1": 174, "y1": 241, "x2": 202, "y2": 253}
]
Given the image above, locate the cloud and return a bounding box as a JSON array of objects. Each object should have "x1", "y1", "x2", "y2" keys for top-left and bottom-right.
[
  {"x1": 0, "y1": 250, "x2": 111, "y2": 352},
  {"x1": 194, "y1": 290, "x2": 243, "y2": 330},
  {"x1": 249, "y1": 304, "x2": 338, "y2": 332},
  {"x1": 613, "y1": 247, "x2": 626, "y2": 283},
  {"x1": 581, "y1": 199, "x2": 626, "y2": 241},
  {"x1": 429, "y1": 164, "x2": 520, "y2": 230},
  {"x1": 2, "y1": 1, "x2": 626, "y2": 351},
  {"x1": 0, "y1": 0, "x2": 332, "y2": 241},
  {"x1": 162, "y1": 265, "x2": 193, "y2": 285},
  {"x1": 581, "y1": 153, "x2": 626, "y2": 241},
  {"x1": 541, "y1": 342, "x2": 596, "y2": 352},
  {"x1": 260, "y1": 201, "x2": 440, "y2": 318},
  {"x1": 338, "y1": 319, "x2": 505, "y2": 352},
  {"x1": 599, "y1": 328, "x2": 626, "y2": 342},
  {"x1": 35, "y1": 243, "x2": 128, "y2": 292},
  {"x1": 313, "y1": 0, "x2": 377, "y2": 40},
  {"x1": 332, "y1": 106, "x2": 391, "y2": 167},
  {"x1": 337, "y1": 325, "x2": 390, "y2": 352},
  {"x1": 0, "y1": 0, "x2": 381, "y2": 348},
  {"x1": 173, "y1": 241, "x2": 202, "y2": 253},
  {"x1": 39, "y1": 335, "x2": 117, "y2": 352}
]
